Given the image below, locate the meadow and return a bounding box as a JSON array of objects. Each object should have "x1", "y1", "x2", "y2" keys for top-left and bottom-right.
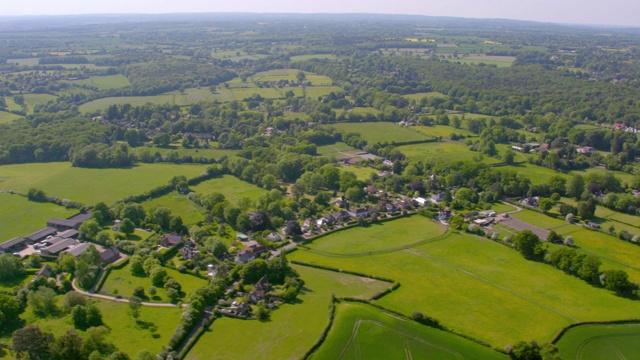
[
  {"x1": 134, "y1": 144, "x2": 239, "y2": 160},
  {"x1": 412, "y1": 125, "x2": 476, "y2": 138},
  {"x1": 327, "y1": 122, "x2": 431, "y2": 143},
  {"x1": 250, "y1": 69, "x2": 334, "y2": 86},
  {"x1": 99, "y1": 263, "x2": 208, "y2": 302},
  {"x1": 142, "y1": 192, "x2": 204, "y2": 225},
  {"x1": 184, "y1": 264, "x2": 391, "y2": 360},
  {"x1": 316, "y1": 142, "x2": 358, "y2": 157},
  {"x1": 62, "y1": 74, "x2": 131, "y2": 90},
  {"x1": 0, "y1": 111, "x2": 22, "y2": 124},
  {"x1": 0, "y1": 162, "x2": 208, "y2": 205},
  {"x1": 311, "y1": 302, "x2": 507, "y2": 360},
  {"x1": 0, "y1": 192, "x2": 76, "y2": 242},
  {"x1": 555, "y1": 323, "x2": 640, "y2": 360},
  {"x1": 444, "y1": 55, "x2": 516, "y2": 68},
  {"x1": 289, "y1": 220, "x2": 640, "y2": 347},
  {"x1": 79, "y1": 88, "x2": 220, "y2": 113},
  {"x1": 397, "y1": 141, "x2": 501, "y2": 164},
  {"x1": 290, "y1": 54, "x2": 337, "y2": 61},
  {"x1": 191, "y1": 174, "x2": 267, "y2": 204}
]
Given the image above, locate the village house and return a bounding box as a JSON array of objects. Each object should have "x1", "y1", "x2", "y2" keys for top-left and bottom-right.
[
  {"x1": 437, "y1": 207, "x2": 452, "y2": 221},
  {"x1": 244, "y1": 241, "x2": 267, "y2": 256},
  {"x1": 463, "y1": 211, "x2": 479, "y2": 222},
  {"x1": 429, "y1": 193, "x2": 446, "y2": 204},
  {"x1": 234, "y1": 249, "x2": 255, "y2": 264},
  {"x1": 521, "y1": 197, "x2": 539, "y2": 207},
  {"x1": 236, "y1": 233, "x2": 250, "y2": 241},
  {"x1": 349, "y1": 206, "x2": 372, "y2": 219},
  {"x1": 576, "y1": 146, "x2": 597, "y2": 156},
  {"x1": 332, "y1": 210, "x2": 351, "y2": 223},
  {"x1": 161, "y1": 233, "x2": 183, "y2": 247},
  {"x1": 249, "y1": 276, "x2": 270, "y2": 303},
  {"x1": 34, "y1": 264, "x2": 54, "y2": 280},
  {"x1": 413, "y1": 197, "x2": 428, "y2": 207},
  {"x1": 266, "y1": 233, "x2": 282, "y2": 242},
  {"x1": 316, "y1": 214, "x2": 336, "y2": 227},
  {"x1": 332, "y1": 198, "x2": 348, "y2": 208},
  {"x1": 99, "y1": 246, "x2": 120, "y2": 264},
  {"x1": 112, "y1": 220, "x2": 121, "y2": 231},
  {"x1": 378, "y1": 202, "x2": 397, "y2": 213}
]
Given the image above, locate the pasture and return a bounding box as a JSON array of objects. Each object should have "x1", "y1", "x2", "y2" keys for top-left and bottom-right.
[
  {"x1": 62, "y1": 74, "x2": 131, "y2": 90},
  {"x1": 0, "y1": 111, "x2": 22, "y2": 124},
  {"x1": 0, "y1": 192, "x2": 76, "y2": 242},
  {"x1": 397, "y1": 141, "x2": 501, "y2": 164},
  {"x1": 134, "y1": 145, "x2": 239, "y2": 160},
  {"x1": 250, "y1": 69, "x2": 333, "y2": 86},
  {"x1": 79, "y1": 88, "x2": 220, "y2": 113},
  {"x1": 498, "y1": 163, "x2": 564, "y2": 184},
  {"x1": 142, "y1": 192, "x2": 204, "y2": 225},
  {"x1": 327, "y1": 122, "x2": 431, "y2": 143},
  {"x1": 290, "y1": 221, "x2": 640, "y2": 346},
  {"x1": 413, "y1": 125, "x2": 476, "y2": 138},
  {"x1": 311, "y1": 302, "x2": 507, "y2": 360},
  {"x1": 317, "y1": 142, "x2": 358, "y2": 156},
  {"x1": 191, "y1": 174, "x2": 267, "y2": 204},
  {"x1": 0, "y1": 162, "x2": 208, "y2": 205},
  {"x1": 555, "y1": 323, "x2": 640, "y2": 360},
  {"x1": 445, "y1": 55, "x2": 516, "y2": 68},
  {"x1": 290, "y1": 54, "x2": 336, "y2": 61},
  {"x1": 184, "y1": 264, "x2": 391, "y2": 360},
  {"x1": 99, "y1": 263, "x2": 208, "y2": 302},
  {"x1": 22, "y1": 94, "x2": 58, "y2": 113}
]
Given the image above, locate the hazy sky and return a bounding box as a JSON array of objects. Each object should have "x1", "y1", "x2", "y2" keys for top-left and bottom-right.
[{"x1": 4, "y1": 0, "x2": 640, "y2": 27}]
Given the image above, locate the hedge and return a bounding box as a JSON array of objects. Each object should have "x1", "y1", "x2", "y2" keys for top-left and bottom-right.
[
  {"x1": 290, "y1": 260, "x2": 395, "y2": 283},
  {"x1": 177, "y1": 313, "x2": 217, "y2": 359},
  {"x1": 550, "y1": 319, "x2": 640, "y2": 344},
  {"x1": 302, "y1": 296, "x2": 337, "y2": 360}
]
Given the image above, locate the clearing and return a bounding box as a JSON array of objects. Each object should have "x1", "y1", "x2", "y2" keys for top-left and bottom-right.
[
  {"x1": 327, "y1": 122, "x2": 431, "y2": 143},
  {"x1": 191, "y1": 174, "x2": 267, "y2": 204}
]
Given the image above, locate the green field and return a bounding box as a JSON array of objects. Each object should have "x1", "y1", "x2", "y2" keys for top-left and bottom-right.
[
  {"x1": 413, "y1": 125, "x2": 476, "y2": 138},
  {"x1": 317, "y1": 142, "x2": 359, "y2": 156},
  {"x1": 311, "y1": 302, "x2": 507, "y2": 360},
  {"x1": 250, "y1": 69, "x2": 333, "y2": 86},
  {"x1": 0, "y1": 162, "x2": 208, "y2": 205},
  {"x1": 22, "y1": 94, "x2": 58, "y2": 114},
  {"x1": 142, "y1": 192, "x2": 204, "y2": 225},
  {"x1": 290, "y1": 54, "x2": 337, "y2": 61},
  {"x1": 444, "y1": 55, "x2": 516, "y2": 68},
  {"x1": 191, "y1": 175, "x2": 267, "y2": 204},
  {"x1": 79, "y1": 88, "x2": 220, "y2": 113},
  {"x1": 0, "y1": 192, "x2": 76, "y2": 242},
  {"x1": 328, "y1": 122, "x2": 431, "y2": 143},
  {"x1": 62, "y1": 74, "x2": 131, "y2": 90},
  {"x1": 185, "y1": 264, "x2": 391, "y2": 360},
  {"x1": 0, "y1": 111, "x2": 22, "y2": 123},
  {"x1": 290, "y1": 220, "x2": 640, "y2": 347},
  {"x1": 555, "y1": 323, "x2": 640, "y2": 360},
  {"x1": 397, "y1": 141, "x2": 501, "y2": 164},
  {"x1": 403, "y1": 92, "x2": 450, "y2": 102},
  {"x1": 15, "y1": 296, "x2": 181, "y2": 357},
  {"x1": 99, "y1": 263, "x2": 208, "y2": 302},
  {"x1": 134, "y1": 145, "x2": 239, "y2": 160}
]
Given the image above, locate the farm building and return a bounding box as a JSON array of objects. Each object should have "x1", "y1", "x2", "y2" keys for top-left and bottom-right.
[
  {"x1": 0, "y1": 237, "x2": 28, "y2": 254},
  {"x1": 40, "y1": 238, "x2": 77, "y2": 255},
  {"x1": 99, "y1": 246, "x2": 120, "y2": 264},
  {"x1": 34, "y1": 264, "x2": 54, "y2": 279},
  {"x1": 65, "y1": 242, "x2": 92, "y2": 257},
  {"x1": 47, "y1": 212, "x2": 92, "y2": 230},
  {"x1": 58, "y1": 229, "x2": 79, "y2": 239},
  {"x1": 25, "y1": 227, "x2": 57, "y2": 243}
]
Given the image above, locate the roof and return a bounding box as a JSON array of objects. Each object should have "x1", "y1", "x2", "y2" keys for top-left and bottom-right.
[
  {"x1": 36, "y1": 264, "x2": 54, "y2": 278},
  {"x1": 65, "y1": 242, "x2": 91, "y2": 257},
  {"x1": 41, "y1": 238, "x2": 77, "y2": 255},
  {"x1": 58, "y1": 229, "x2": 79, "y2": 239},
  {"x1": 25, "y1": 227, "x2": 57, "y2": 242},
  {"x1": 47, "y1": 212, "x2": 91, "y2": 229},
  {"x1": 236, "y1": 233, "x2": 249, "y2": 240},
  {"x1": 0, "y1": 237, "x2": 27, "y2": 250},
  {"x1": 163, "y1": 234, "x2": 182, "y2": 245},
  {"x1": 99, "y1": 246, "x2": 120, "y2": 263},
  {"x1": 235, "y1": 250, "x2": 255, "y2": 264}
]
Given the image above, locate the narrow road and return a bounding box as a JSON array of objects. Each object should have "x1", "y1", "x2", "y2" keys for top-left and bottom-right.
[{"x1": 71, "y1": 278, "x2": 180, "y2": 307}]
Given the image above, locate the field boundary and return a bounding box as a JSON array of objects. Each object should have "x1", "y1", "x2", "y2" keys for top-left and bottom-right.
[{"x1": 550, "y1": 319, "x2": 640, "y2": 344}]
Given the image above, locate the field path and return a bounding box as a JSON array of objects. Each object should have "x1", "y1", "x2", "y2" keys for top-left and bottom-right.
[
  {"x1": 72, "y1": 278, "x2": 180, "y2": 307},
  {"x1": 407, "y1": 248, "x2": 579, "y2": 322}
]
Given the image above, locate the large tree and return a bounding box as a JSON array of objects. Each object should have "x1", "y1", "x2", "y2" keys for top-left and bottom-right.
[
  {"x1": 512, "y1": 230, "x2": 543, "y2": 260},
  {"x1": 12, "y1": 325, "x2": 54, "y2": 360}
]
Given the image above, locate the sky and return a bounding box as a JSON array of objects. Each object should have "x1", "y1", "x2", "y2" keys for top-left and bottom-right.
[{"x1": 3, "y1": 0, "x2": 640, "y2": 27}]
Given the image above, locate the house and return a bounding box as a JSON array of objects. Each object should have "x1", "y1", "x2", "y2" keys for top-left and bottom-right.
[
  {"x1": 437, "y1": 207, "x2": 452, "y2": 221},
  {"x1": 521, "y1": 197, "x2": 539, "y2": 207},
  {"x1": 40, "y1": 238, "x2": 77, "y2": 256},
  {"x1": 429, "y1": 193, "x2": 446, "y2": 204},
  {"x1": 25, "y1": 228, "x2": 57, "y2": 243},
  {"x1": 112, "y1": 220, "x2": 122, "y2": 231},
  {"x1": 463, "y1": 211, "x2": 479, "y2": 221},
  {"x1": 478, "y1": 210, "x2": 497, "y2": 218},
  {"x1": 266, "y1": 233, "x2": 282, "y2": 242},
  {"x1": 58, "y1": 229, "x2": 79, "y2": 239},
  {"x1": 235, "y1": 301, "x2": 252, "y2": 316},
  {"x1": 47, "y1": 212, "x2": 91, "y2": 230},
  {"x1": 333, "y1": 210, "x2": 351, "y2": 223},
  {"x1": 99, "y1": 246, "x2": 120, "y2": 264},
  {"x1": 0, "y1": 237, "x2": 28, "y2": 254},
  {"x1": 540, "y1": 143, "x2": 550, "y2": 152},
  {"x1": 587, "y1": 222, "x2": 601, "y2": 229},
  {"x1": 236, "y1": 233, "x2": 249, "y2": 241},
  {"x1": 393, "y1": 199, "x2": 412, "y2": 211},
  {"x1": 413, "y1": 197, "x2": 428, "y2": 207},
  {"x1": 234, "y1": 249, "x2": 255, "y2": 264},
  {"x1": 576, "y1": 147, "x2": 597, "y2": 156},
  {"x1": 249, "y1": 276, "x2": 270, "y2": 303},
  {"x1": 332, "y1": 198, "x2": 347, "y2": 208},
  {"x1": 365, "y1": 186, "x2": 380, "y2": 195},
  {"x1": 511, "y1": 145, "x2": 524, "y2": 152},
  {"x1": 473, "y1": 218, "x2": 494, "y2": 227},
  {"x1": 34, "y1": 264, "x2": 54, "y2": 279},
  {"x1": 244, "y1": 241, "x2": 267, "y2": 255},
  {"x1": 382, "y1": 159, "x2": 394, "y2": 166},
  {"x1": 349, "y1": 206, "x2": 371, "y2": 219},
  {"x1": 65, "y1": 243, "x2": 92, "y2": 257},
  {"x1": 316, "y1": 215, "x2": 336, "y2": 227},
  {"x1": 378, "y1": 202, "x2": 396, "y2": 213},
  {"x1": 162, "y1": 233, "x2": 183, "y2": 247}
]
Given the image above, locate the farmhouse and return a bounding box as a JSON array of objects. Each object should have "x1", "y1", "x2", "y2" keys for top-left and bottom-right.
[
  {"x1": 47, "y1": 212, "x2": 91, "y2": 230},
  {"x1": 349, "y1": 206, "x2": 372, "y2": 218},
  {"x1": 162, "y1": 233, "x2": 183, "y2": 247},
  {"x1": 99, "y1": 246, "x2": 120, "y2": 264},
  {"x1": 249, "y1": 276, "x2": 270, "y2": 303},
  {"x1": 34, "y1": 264, "x2": 54, "y2": 279}
]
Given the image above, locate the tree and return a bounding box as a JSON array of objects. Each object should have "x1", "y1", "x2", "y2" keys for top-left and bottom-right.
[
  {"x1": 58, "y1": 252, "x2": 76, "y2": 274},
  {"x1": 150, "y1": 267, "x2": 168, "y2": 287},
  {"x1": 240, "y1": 259, "x2": 268, "y2": 284},
  {"x1": 577, "y1": 255, "x2": 601, "y2": 284},
  {"x1": 133, "y1": 286, "x2": 146, "y2": 299},
  {"x1": 119, "y1": 218, "x2": 135, "y2": 236},
  {"x1": 296, "y1": 70, "x2": 306, "y2": 83},
  {"x1": 62, "y1": 291, "x2": 87, "y2": 310},
  {"x1": 577, "y1": 199, "x2": 596, "y2": 220},
  {"x1": 0, "y1": 253, "x2": 26, "y2": 281},
  {"x1": 151, "y1": 207, "x2": 173, "y2": 229},
  {"x1": 79, "y1": 219, "x2": 101, "y2": 240},
  {"x1": 108, "y1": 351, "x2": 131, "y2": 360},
  {"x1": 135, "y1": 350, "x2": 157, "y2": 360},
  {"x1": 129, "y1": 296, "x2": 142, "y2": 321},
  {"x1": 509, "y1": 340, "x2": 541, "y2": 360},
  {"x1": 28, "y1": 287, "x2": 58, "y2": 317},
  {"x1": 153, "y1": 133, "x2": 171, "y2": 147},
  {"x1": 71, "y1": 305, "x2": 88, "y2": 329},
  {"x1": 603, "y1": 270, "x2": 634, "y2": 295},
  {"x1": 12, "y1": 325, "x2": 54, "y2": 360},
  {"x1": 504, "y1": 149, "x2": 516, "y2": 165},
  {"x1": 285, "y1": 220, "x2": 302, "y2": 237},
  {"x1": 129, "y1": 255, "x2": 145, "y2": 276},
  {"x1": 27, "y1": 188, "x2": 47, "y2": 202},
  {"x1": 512, "y1": 230, "x2": 542, "y2": 260},
  {"x1": 51, "y1": 330, "x2": 84, "y2": 360},
  {"x1": 91, "y1": 202, "x2": 113, "y2": 226},
  {"x1": 538, "y1": 198, "x2": 554, "y2": 213},
  {"x1": 566, "y1": 175, "x2": 585, "y2": 200},
  {"x1": 546, "y1": 231, "x2": 562, "y2": 243},
  {"x1": 169, "y1": 216, "x2": 185, "y2": 233},
  {"x1": 0, "y1": 293, "x2": 24, "y2": 325}
]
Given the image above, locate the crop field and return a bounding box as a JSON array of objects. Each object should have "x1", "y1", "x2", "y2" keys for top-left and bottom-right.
[
  {"x1": 0, "y1": 192, "x2": 76, "y2": 242},
  {"x1": 290, "y1": 54, "x2": 337, "y2": 61},
  {"x1": 62, "y1": 74, "x2": 131, "y2": 89},
  {"x1": 185, "y1": 264, "x2": 391, "y2": 360},
  {"x1": 142, "y1": 192, "x2": 204, "y2": 225},
  {"x1": 311, "y1": 302, "x2": 507, "y2": 360},
  {"x1": 79, "y1": 88, "x2": 219, "y2": 113},
  {"x1": 397, "y1": 141, "x2": 501, "y2": 164},
  {"x1": 290, "y1": 220, "x2": 640, "y2": 346},
  {"x1": 0, "y1": 162, "x2": 208, "y2": 205},
  {"x1": 99, "y1": 263, "x2": 208, "y2": 302},
  {"x1": 403, "y1": 92, "x2": 449, "y2": 102},
  {"x1": 0, "y1": 111, "x2": 22, "y2": 123},
  {"x1": 555, "y1": 323, "x2": 640, "y2": 360},
  {"x1": 191, "y1": 175, "x2": 267, "y2": 204},
  {"x1": 328, "y1": 122, "x2": 431, "y2": 143},
  {"x1": 17, "y1": 296, "x2": 181, "y2": 356}
]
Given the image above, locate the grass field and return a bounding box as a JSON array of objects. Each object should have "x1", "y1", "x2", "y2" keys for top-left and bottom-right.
[
  {"x1": 22, "y1": 94, "x2": 57, "y2": 114},
  {"x1": 413, "y1": 125, "x2": 476, "y2": 138},
  {"x1": 327, "y1": 122, "x2": 431, "y2": 143},
  {"x1": 99, "y1": 263, "x2": 208, "y2": 302},
  {"x1": 317, "y1": 142, "x2": 358, "y2": 156},
  {"x1": 134, "y1": 145, "x2": 239, "y2": 160},
  {"x1": 0, "y1": 192, "x2": 76, "y2": 242},
  {"x1": 341, "y1": 165, "x2": 378, "y2": 182},
  {"x1": 0, "y1": 111, "x2": 22, "y2": 123},
  {"x1": 311, "y1": 302, "x2": 507, "y2": 360},
  {"x1": 555, "y1": 323, "x2": 640, "y2": 360},
  {"x1": 15, "y1": 296, "x2": 181, "y2": 357},
  {"x1": 250, "y1": 69, "x2": 333, "y2": 86},
  {"x1": 397, "y1": 141, "x2": 501, "y2": 164},
  {"x1": 0, "y1": 162, "x2": 208, "y2": 205},
  {"x1": 142, "y1": 192, "x2": 204, "y2": 225},
  {"x1": 290, "y1": 220, "x2": 640, "y2": 347},
  {"x1": 0, "y1": 267, "x2": 38, "y2": 292},
  {"x1": 62, "y1": 74, "x2": 131, "y2": 90},
  {"x1": 444, "y1": 55, "x2": 516, "y2": 68},
  {"x1": 79, "y1": 88, "x2": 220, "y2": 113},
  {"x1": 185, "y1": 264, "x2": 391, "y2": 360},
  {"x1": 403, "y1": 92, "x2": 449, "y2": 102},
  {"x1": 191, "y1": 175, "x2": 267, "y2": 205},
  {"x1": 290, "y1": 54, "x2": 336, "y2": 61}
]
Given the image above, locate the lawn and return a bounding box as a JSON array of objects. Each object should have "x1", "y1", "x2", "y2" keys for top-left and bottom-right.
[
  {"x1": 99, "y1": 263, "x2": 208, "y2": 302},
  {"x1": 0, "y1": 111, "x2": 22, "y2": 124},
  {"x1": 79, "y1": 88, "x2": 219, "y2": 113},
  {"x1": 412, "y1": 125, "x2": 476, "y2": 138},
  {"x1": 62, "y1": 74, "x2": 131, "y2": 90},
  {"x1": 15, "y1": 296, "x2": 181, "y2": 357},
  {"x1": 0, "y1": 162, "x2": 208, "y2": 205},
  {"x1": 311, "y1": 302, "x2": 507, "y2": 360},
  {"x1": 327, "y1": 122, "x2": 430, "y2": 144},
  {"x1": 191, "y1": 175, "x2": 267, "y2": 205},
  {"x1": 290, "y1": 222, "x2": 640, "y2": 347},
  {"x1": 340, "y1": 165, "x2": 378, "y2": 182},
  {"x1": 142, "y1": 192, "x2": 204, "y2": 225},
  {"x1": 397, "y1": 141, "x2": 501, "y2": 164},
  {"x1": 0, "y1": 192, "x2": 76, "y2": 242},
  {"x1": 555, "y1": 323, "x2": 640, "y2": 360},
  {"x1": 184, "y1": 264, "x2": 391, "y2": 360},
  {"x1": 317, "y1": 142, "x2": 358, "y2": 156}
]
